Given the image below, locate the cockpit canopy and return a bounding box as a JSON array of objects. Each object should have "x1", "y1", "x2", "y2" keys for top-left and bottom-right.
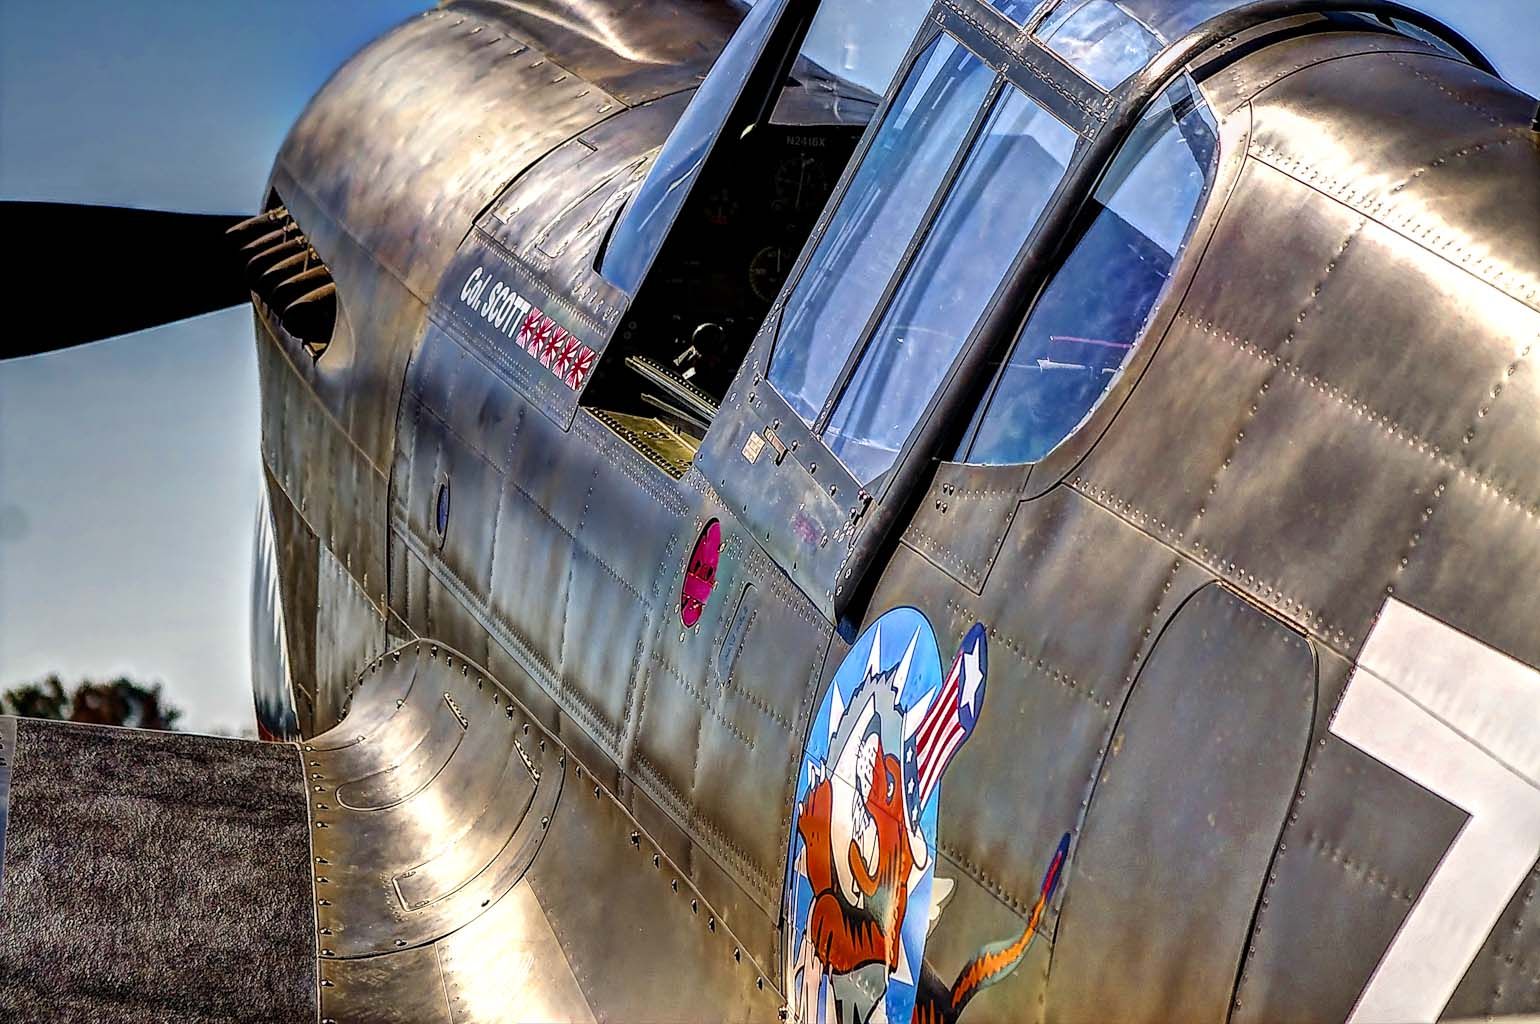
[{"x1": 994, "y1": 0, "x2": 1473, "y2": 90}]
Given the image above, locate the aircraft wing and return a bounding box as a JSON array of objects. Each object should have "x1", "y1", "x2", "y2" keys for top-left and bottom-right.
[{"x1": 0, "y1": 641, "x2": 778, "y2": 1021}]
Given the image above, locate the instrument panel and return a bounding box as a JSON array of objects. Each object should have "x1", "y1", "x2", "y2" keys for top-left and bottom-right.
[{"x1": 646, "y1": 124, "x2": 859, "y2": 399}]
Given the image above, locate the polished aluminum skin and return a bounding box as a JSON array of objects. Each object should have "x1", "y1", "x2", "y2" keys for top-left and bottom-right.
[
  {"x1": 308, "y1": 643, "x2": 585, "y2": 1022},
  {"x1": 246, "y1": 0, "x2": 1540, "y2": 1020}
]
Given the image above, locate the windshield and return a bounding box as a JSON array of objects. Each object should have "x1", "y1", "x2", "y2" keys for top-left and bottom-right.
[
  {"x1": 961, "y1": 78, "x2": 1219, "y2": 464},
  {"x1": 600, "y1": 0, "x2": 788, "y2": 296},
  {"x1": 1037, "y1": 0, "x2": 1164, "y2": 88},
  {"x1": 823, "y1": 88, "x2": 1077, "y2": 483},
  {"x1": 752, "y1": 0, "x2": 934, "y2": 95},
  {"x1": 603, "y1": 0, "x2": 937, "y2": 295},
  {"x1": 1031, "y1": 0, "x2": 1345, "y2": 88},
  {"x1": 1032, "y1": 0, "x2": 1256, "y2": 38},
  {"x1": 768, "y1": 35, "x2": 997, "y2": 425}
]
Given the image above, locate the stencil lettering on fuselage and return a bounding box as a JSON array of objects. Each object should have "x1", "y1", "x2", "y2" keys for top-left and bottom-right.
[{"x1": 457, "y1": 265, "x2": 596, "y2": 391}]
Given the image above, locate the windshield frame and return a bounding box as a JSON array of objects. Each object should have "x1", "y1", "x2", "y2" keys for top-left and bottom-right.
[
  {"x1": 760, "y1": 13, "x2": 1098, "y2": 495},
  {"x1": 756, "y1": 0, "x2": 1492, "y2": 500},
  {"x1": 596, "y1": 0, "x2": 795, "y2": 297},
  {"x1": 818, "y1": 84, "x2": 1081, "y2": 484},
  {"x1": 695, "y1": 0, "x2": 1490, "y2": 622}
]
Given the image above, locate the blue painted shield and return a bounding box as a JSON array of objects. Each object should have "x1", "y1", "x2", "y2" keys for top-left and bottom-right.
[{"x1": 782, "y1": 608, "x2": 989, "y2": 1024}]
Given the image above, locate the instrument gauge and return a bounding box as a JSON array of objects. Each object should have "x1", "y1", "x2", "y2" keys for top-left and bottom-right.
[
  {"x1": 702, "y1": 186, "x2": 738, "y2": 226},
  {"x1": 748, "y1": 245, "x2": 791, "y2": 303},
  {"x1": 773, "y1": 154, "x2": 828, "y2": 214}
]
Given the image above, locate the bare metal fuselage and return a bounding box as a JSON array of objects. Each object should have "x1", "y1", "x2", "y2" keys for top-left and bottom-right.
[{"x1": 243, "y1": 1, "x2": 1540, "y2": 1020}]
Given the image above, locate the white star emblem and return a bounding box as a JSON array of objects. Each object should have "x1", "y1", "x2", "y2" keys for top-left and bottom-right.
[{"x1": 959, "y1": 644, "x2": 984, "y2": 719}]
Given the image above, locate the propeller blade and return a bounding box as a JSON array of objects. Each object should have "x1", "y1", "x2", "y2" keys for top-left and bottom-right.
[{"x1": 1, "y1": 201, "x2": 252, "y2": 359}]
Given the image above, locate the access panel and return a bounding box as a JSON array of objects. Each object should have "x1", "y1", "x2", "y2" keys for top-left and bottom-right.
[{"x1": 1046, "y1": 584, "x2": 1316, "y2": 1023}]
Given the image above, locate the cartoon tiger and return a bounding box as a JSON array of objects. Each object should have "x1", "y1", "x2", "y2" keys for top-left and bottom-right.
[
  {"x1": 797, "y1": 735, "x2": 913, "y2": 976},
  {"x1": 909, "y1": 832, "x2": 1068, "y2": 1024},
  {"x1": 785, "y1": 614, "x2": 1068, "y2": 1024},
  {"x1": 796, "y1": 744, "x2": 1068, "y2": 1023}
]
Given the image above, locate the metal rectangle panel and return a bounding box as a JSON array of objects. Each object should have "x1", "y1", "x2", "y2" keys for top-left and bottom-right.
[
  {"x1": 1233, "y1": 651, "x2": 1470, "y2": 1024},
  {"x1": 436, "y1": 881, "x2": 596, "y2": 1023},
  {"x1": 1267, "y1": 217, "x2": 1540, "y2": 510},
  {"x1": 869, "y1": 486, "x2": 1190, "y2": 920},
  {"x1": 1187, "y1": 359, "x2": 1439, "y2": 652},
  {"x1": 316, "y1": 543, "x2": 388, "y2": 734},
  {"x1": 426, "y1": 570, "x2": 496, "y2": 671},
  {"x1": 523, "y1": 755, "x2": 781, "y2": 1021},
  {"x1": 278, "y1": 5, "x2": 620, "y2": 301},
  {"x1": 900, "y1": 461, "x2": 1032, "y2": 591},
  {"x1": 434, "y1": 239, "x2": 598, "y2": 432},
  {"x1": 1244, "y1": 51, "x2": 1539, "y2": 313},
  {"x1": 1394, "y1": 471, "x2": 1540, "y2": 673},
  {"x1": 1174, "y1": 161, "x2": 1373, "y2": 362},
  {"x1": 1045, "y1": 585, "x2": 1315, "y2": 1023},
  {"x1": 1068, "y1": 291, "x2": 1277, "y2": 545},
  {"x1": 320, "y1": 944, "x2": 453, "y2": 1024}
]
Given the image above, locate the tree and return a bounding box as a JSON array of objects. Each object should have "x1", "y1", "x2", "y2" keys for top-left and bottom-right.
[{"x1": 1, "y1": 675, "x2": 182, "y2": 730}]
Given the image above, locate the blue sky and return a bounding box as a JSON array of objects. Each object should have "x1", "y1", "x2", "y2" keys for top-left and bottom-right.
[
  {"x1": 0, "y1": 1, "x2": 428, "y2": 215},
  {"x1": 0, "y1": 1, "x2": 426, "y2": 734},
  {"x1": 0, "y1": 1, "x2": 1535, "y2": 734}
]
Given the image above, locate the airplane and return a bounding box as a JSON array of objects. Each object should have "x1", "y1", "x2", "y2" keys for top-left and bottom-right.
[{"x1": 1, "y1": 0, "x2": 1537, "y2": 1021}]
